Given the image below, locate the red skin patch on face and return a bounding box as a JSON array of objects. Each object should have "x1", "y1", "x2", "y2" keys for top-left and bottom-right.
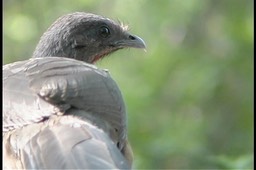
[
  {"x1": 92, "y1": 54, "x2": 102, "y2": 63},
  {"x1": 91, "y1": 48, "x2": 116, "y2": 63}
]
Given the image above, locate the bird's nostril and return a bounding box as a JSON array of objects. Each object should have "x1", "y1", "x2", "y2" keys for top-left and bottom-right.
[{"x1": 129, "y1": 35, "x2": 136, "y2": 40}]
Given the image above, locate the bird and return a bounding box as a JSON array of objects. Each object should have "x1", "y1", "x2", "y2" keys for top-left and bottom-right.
[{"x1": 3, "y1": 12, "x2": 146, "y2": 169}]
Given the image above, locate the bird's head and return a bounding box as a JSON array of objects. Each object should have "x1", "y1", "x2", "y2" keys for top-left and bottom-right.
[{"x1": 33, "y1": 12, "x2": 146, "y2": 63}]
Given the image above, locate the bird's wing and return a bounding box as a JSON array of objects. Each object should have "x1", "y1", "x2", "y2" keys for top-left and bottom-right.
[
  {"x1": 3, "y1": 115, "x2": 130, "y2": 169},
  {"x1": 4, "y1": 57, "x2": 127, "y2": 142},
  {"x1": 3, "y1": 57, "x2": 130, "y2": 169},
  {"x1": 27, "y1": 57, "x2": 126, "y2": 133},
  {"x1": 3, "y1": 59, "x2": 56, "y2": 132}
]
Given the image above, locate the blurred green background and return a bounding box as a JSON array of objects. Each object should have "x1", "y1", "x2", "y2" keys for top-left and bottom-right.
[{"x1": 3, "y1": 0, "x2": 253, "y2": 169}]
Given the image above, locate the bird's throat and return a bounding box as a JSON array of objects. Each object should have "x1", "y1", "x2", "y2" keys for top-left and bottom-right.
[{"x1": 92, "y1": 47, "x2": 120, "y2": 63}]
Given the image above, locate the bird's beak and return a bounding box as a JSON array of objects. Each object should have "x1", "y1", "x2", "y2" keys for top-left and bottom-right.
[{"x1": 115, "y1": 34, "x2": 146, "y2": 49}]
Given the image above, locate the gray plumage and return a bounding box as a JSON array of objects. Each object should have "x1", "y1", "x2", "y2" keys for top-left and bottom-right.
[
  {"x1": 3, "y1": 12, "x2": 145, "y2": 169},
  {"x1": 33, "y1": 12, "x2": 145, "y2": 63}
]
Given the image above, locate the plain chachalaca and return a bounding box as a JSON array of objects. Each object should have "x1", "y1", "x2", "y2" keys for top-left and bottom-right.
[{"x1": 3, "y1": 12, "x2": 145, "y2": 169}]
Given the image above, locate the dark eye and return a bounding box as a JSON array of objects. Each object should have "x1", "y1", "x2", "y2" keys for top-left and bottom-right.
[{"x1": 99, "y1": 26, "x2": 110, "y2": 38}]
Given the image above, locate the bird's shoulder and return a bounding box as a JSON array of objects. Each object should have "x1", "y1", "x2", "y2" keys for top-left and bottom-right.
[{"x1": 3, "y1": 57, "x2": 125, "y2": 133}]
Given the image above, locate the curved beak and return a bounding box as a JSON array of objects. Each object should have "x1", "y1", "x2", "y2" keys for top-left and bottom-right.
[{"x1": 115, "y1": 34, "x2": 146, "y2": 49}]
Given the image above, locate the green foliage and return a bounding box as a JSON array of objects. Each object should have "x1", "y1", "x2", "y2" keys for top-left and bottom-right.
[
  {"x1": 209, "y1": 154, "x2": 253, "y2": 170},
  {"x1": 3, "y1": 0, "x2": 253, "y2": 169}
]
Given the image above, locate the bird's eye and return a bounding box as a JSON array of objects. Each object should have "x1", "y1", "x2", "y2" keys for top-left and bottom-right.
[{"x1": 99, "y1": 26, "x2": 110, "y2": 38}]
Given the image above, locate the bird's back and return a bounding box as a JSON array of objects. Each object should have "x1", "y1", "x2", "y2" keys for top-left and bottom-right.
[{"x1": 3, "y1": 57, "x2": 131, "y2": 169}]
